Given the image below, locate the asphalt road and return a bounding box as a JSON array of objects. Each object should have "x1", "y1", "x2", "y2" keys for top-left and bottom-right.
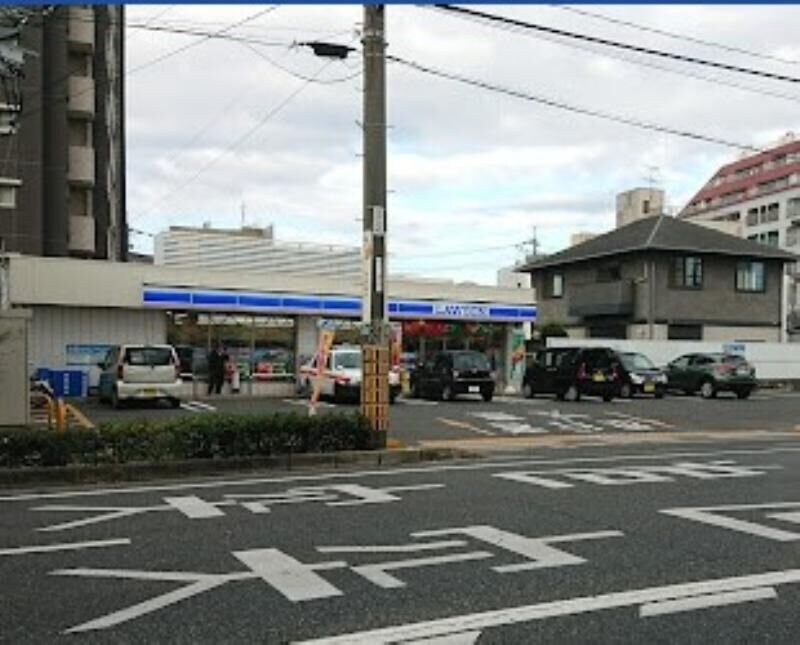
[
  {"x1": 2, "y1": 437, "x2": 800, "y2": 643},
  {"x1": 75, "y1": 389, "x2": 800, "y2": 447}
]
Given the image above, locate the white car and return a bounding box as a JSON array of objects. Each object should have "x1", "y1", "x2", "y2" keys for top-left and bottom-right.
[
  {"x1": 98, "y1": 344, "x2": 183, "y2": 408},
  {"x1": 299, "y1": 345, "x2": 400, "y2": 404}
]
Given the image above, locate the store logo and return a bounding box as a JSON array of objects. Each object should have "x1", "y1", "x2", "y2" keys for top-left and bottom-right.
[{"x1": 433, "y1": 303, "x2": 490, "y2": 318}]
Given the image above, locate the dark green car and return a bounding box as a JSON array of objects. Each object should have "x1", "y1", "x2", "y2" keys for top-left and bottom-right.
[{"x1": 665, "y1": 353, "x2": 756, "y2": 399}]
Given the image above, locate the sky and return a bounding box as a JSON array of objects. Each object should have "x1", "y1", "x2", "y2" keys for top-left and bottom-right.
[{"x1": 125, "y1": 4, "x2": 800, "y2": 285}]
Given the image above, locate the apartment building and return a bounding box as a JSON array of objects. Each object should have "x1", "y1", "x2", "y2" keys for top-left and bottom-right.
[
  {"x1": 155, "y1": 225, "x2": 363, "y2": 281},
  {"x1": 0, "y1": 6, "x2": 126, "y2": 260}
]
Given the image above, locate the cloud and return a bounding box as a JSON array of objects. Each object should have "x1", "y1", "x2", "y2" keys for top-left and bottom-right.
[{"x1": 125, "y1": 4, "x2": 800, "y2": 284}]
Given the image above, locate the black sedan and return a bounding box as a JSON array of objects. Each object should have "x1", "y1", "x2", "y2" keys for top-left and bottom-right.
[{"x1": 616, "y1": 351, "x2": 667, "y2": 398}]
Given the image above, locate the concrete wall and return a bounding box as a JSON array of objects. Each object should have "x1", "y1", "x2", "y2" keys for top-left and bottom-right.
[
  {"x1": 0, "y1": 311, "x2": 31, "y2": 425},
  {"x1": 548, "y1": 337, "x2": 800, "y2": 380}
]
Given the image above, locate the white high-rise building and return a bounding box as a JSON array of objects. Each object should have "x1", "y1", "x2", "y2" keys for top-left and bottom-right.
[{"x1": 154, "y1": 225, "x2": 361, "y2": 281}]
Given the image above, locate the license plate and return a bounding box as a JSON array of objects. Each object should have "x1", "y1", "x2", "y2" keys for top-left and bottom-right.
[
  {"x1": 141, "y1": 388, "x2": 158, "y2": 397},
  {"x1": 592, "y1": 373, "x2": 605, "y2": 383},
  {"x1": 736, "y1": 367, "x2": 749, "y2": 376},
  {"x1": 468, "y1": 385, "x2": 480, "y2": 393},
  {"x1": 643, "y1": 383, "x2": 655, "y2": 393}
]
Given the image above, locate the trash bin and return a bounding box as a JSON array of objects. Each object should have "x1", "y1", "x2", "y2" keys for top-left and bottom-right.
[{"x1": 48, "y1": 370, "x2": 87, "y2": 397}]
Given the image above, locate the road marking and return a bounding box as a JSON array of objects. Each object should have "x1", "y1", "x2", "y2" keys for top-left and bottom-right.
[
  {"x1": 234, "y1": 548, "x2": 346, "y2": 602},
  {"x1": 0, "y1": 538, "x2": 130, "y2": 556},
  {"x1": 164, "y1": 495, "x2": 226, "y2": 518},
  {"x1": 352, "y1": 552, "x2": 494, "y2": 589},
  {"x1": 639, "y1": 586, "x2": 777, "y2": 618},
  {"x1": 767, "y1": 511, "x2": 800, "y2": 524},
  {"x1": 283, "y1": 398, "x2": 337, "y2": 409},
  {"x1": 404, "y1": 632, "x2": 481, "y2": 645},
  {"x1": 293, "y1": 568, "x2": 800, "y2": 644},
  {"x1": 4, "y1": 444, "x2": 800, "y2": 502},
  {"x1": 180, "y1": 400, "x2": 217, "y2": 413},
  {"x1": 317, "y1": 540, "x2": 467, "y2": 554},
  {"x1": 603, "y1": 411, "x2": 673, "y2": 429},
  {"x1": 662, "y1": 502, "x2": 800, "y2": 541},
  {"x1": 496, "y1": 460, "x2": 779, "y2": 490},
  {"x1": 397, "y1": 398, "x2": 439, "y2": 406},
  {"x1": 437, "y1": 417, "x2": 495, "y2": 436}
]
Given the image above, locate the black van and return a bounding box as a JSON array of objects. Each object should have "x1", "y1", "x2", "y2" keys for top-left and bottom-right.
[
  {"x1": 523, "y1": 346, "x2": 620, "y2": 402},
  {"x1": 411, "y1": 350, "x2": 495, "y2": 402}
]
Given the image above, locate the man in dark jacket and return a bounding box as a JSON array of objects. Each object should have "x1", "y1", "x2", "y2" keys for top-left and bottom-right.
[{"x1": 207, "y1": 343, "x2": 226, "y2": 395}]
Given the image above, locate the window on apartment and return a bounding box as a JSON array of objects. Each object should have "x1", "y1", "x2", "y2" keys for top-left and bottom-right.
[
  {"x1": 0, "y1": 104, "x2": 18, "y2": 135},
  {"x1": 68, "y1": 51, "x2": 91, "y2": 77},
  {"x1": 68, "y1": 120, "x2": 91, "y2": 147},
  {"x1": 746, "y1": 208, "x2": 759, "y2": 226},
  {"x1": 765, "y1": 230, "x2": 780, "y2": 247},
  {"x1": 787, "y1": 226, "x2": 799, "y2": 247},
  {"x1": 0, "y1": 178, "x2": 20, "y2": 209},
  {"x1": 767, "y1": 202, "x2": 780, "y2": 221},
  {"x1": 736, "y1": 261, "x2": 766, "y2": 292},
  {"x1": 642, "y1": 199, "x2": 650, "y2": 215},
  {"x1": 788, "y1": 198, "x2": 800, "y2": 220},
  {"x1": 548, "y1": 273, "x2": 564, "y2": 299},
  {"x1": 672, "y1": 255, "x2": 703, "y2": 289}
]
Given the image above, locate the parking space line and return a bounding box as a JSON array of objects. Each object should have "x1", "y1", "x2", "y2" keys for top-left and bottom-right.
[
  {"x1": 436, "y1": 418, "x2": 495, "y2": 436},
  {"x1": 0, "y1": 538, "x2": 131, "y2": 557}
]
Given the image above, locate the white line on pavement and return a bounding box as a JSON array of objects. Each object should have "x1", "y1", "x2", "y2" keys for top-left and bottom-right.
[
  {"x1": 164, "y1": 495, "x2": 227, "y2": 519},
  {"x1": 0, "y1": 538, "x2": 131, "y2": 556},
  {"x1": 3, "y1": 445, "x2": 800, "y2": 502},
  {"x1": 639, "y1": 586, "x2": 777, "y2": 618},
  {"x1": 292, "y1": 568, "x2": 800, "y2": 644}
]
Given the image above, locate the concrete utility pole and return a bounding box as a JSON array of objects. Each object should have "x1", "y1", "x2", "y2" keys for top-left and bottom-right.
[{"x1": 360, "y1": 4, "x2": 389, "y2": 445}]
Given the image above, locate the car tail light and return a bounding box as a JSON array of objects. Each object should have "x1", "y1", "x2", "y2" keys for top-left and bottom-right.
[
  {"x1": 714, "y1": 364, "x2": 735, "y2": 374},
  {"x1": 335, "y1": 374, "x2": 351, "y2": 385},
  {"x1": 577, "y1": 363, "x2": 587, "y2": 380},
  {"x1": 117, "y1": 363, "x2": 124, "y2": 380}
]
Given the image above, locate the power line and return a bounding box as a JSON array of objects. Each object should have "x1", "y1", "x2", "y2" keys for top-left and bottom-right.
[
  {"x1": 431, "y1": 5, "x2": 800, "y2": 84},
  {"x1": 551, "y1": 5, "x2": 800, "y2": 66},
  {"x1": 133, "y1": 59, "x2": 336, "y2": 222},
  {"x1": 126, "y1": 6, "x2": 281, "y2": 76},
  {"x1": 388, "y1": 55, "x2": 759, "y2": 152},
  {"x1": 473, "y1": 11, "x2": 800, "y2": 105},
  {"x1": 243, "y1": 43, "x2": 362, "y2": 85}
]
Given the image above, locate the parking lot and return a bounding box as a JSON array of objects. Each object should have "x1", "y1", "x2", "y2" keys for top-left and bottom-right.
[{"x1": 75, "y1": 387, "x2": 800, "y2": 448}]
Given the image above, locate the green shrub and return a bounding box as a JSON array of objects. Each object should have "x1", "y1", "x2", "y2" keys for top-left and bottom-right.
[{"x1": 0, "y1": 412, "x2": 373, "y2": 468}]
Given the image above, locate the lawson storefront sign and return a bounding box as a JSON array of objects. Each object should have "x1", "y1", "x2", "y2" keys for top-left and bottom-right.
[{"x1": 141, "y1": 287, "x2": 536, "y2": 323}]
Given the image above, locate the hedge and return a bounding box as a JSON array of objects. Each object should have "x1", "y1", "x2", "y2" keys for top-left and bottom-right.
[{"x1": 0, "y1": 412, "x2": 374, "y2": 468}]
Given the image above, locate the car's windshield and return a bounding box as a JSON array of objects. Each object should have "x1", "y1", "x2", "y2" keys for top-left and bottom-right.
[
  {"x1": 333, "y1": 352, "x2": 361, "y2": 370},
  {"x1": 621, "y1": 353, "x2": 656, "y2": 371},
  {"x1": 124, "y1": 347, "x2": 174, "y2": 366},
  {"x1": 453, "y1": 352, "x2": 491, "y2": 371}
]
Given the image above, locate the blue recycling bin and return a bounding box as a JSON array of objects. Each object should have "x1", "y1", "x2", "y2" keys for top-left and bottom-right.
[{"x1": 48, "y1": 370, "x2": 87, "y2": 398}]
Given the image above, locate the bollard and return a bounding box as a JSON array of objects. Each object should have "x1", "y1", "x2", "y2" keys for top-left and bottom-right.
[{"x1": 54, "y1": 398, "x2": 67, "y2": 433}]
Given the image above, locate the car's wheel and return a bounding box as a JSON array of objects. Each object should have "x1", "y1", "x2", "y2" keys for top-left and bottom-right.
[
  {"x1": 564, "y1": 384, "x2": 581, "y2": 402},
  {"x1": 736, "y1": 388, "x2": 752, "y2": 400},
  {"x1": 700, "y1": 379, "x2": 717, "y2": 399},
  {"x1": 410, "y1": 379, "x2": 420, "y2": 398},
  {"x1": 441, "y1": 383, "x2": 455, "y2": 402},
  {"x1": 655, "y1": 390, "x2": 665, "y2": 400},
  {"x1": 481, "y1": 389, "x2": 494, "y2": 403},
  {"x1": 602, "y1": 392, "x2": 614, "y2": 402},
  {"x1": 619, "y1": 383, "x2": 633, "y2": 399},
  {"x1": 522, "y1": 381, "x2": 534, "y2": 399},
  {"x1": 169, "y1": 397, "x2": 181, "y2": 409},
  {"x1": 111, "y1": 389, "x2": 124, "y2": 409}
]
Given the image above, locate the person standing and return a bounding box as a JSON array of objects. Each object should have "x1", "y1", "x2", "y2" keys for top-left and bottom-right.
[{"x1": 207, "y1": 343, "x2": 225, "y2": 395}]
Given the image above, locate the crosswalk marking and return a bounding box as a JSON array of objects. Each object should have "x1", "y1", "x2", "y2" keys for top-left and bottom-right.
[{"x1": 180, "y1": 401, "x2": 218, "y2": 413}]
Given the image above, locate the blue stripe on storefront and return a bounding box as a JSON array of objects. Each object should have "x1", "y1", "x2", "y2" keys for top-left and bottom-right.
[
  {"x1": 142, "y1": 290, "x2": 192, "y2": 304},
  {"x1": 142, "y1": 289, "x2": 536, "y2": 321}
]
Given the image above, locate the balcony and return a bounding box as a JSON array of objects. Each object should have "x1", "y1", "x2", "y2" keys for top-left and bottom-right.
[
  {"x1": 68, "y1": 215, "x2": 95, "y2": 255},
  {"x1": 568, "y1": 279, "x2": 635, "y2": 317},
  {"x1": 67, "y1": 145, "x2": 95, "y2": 186},
  {"x1": 67, "y1": 76, "x2": 95, "y2": 117},
  {"x1": 68, "y1": 7, "x2": 95, "y2": 50}
]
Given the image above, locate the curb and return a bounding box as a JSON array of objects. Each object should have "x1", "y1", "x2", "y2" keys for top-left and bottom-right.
[{"x1": 0, "y1": 447, "x2": 477, "y2": 488}]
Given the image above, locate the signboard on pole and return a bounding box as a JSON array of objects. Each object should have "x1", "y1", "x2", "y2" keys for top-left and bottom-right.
[{"x1": 309, "y1": 328, "x2": 335, "y2": 415}]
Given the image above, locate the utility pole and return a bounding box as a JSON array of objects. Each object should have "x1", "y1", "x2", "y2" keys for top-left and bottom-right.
[{"x1": 360, "y1": 5, "x2": 388, "y2": 446}]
